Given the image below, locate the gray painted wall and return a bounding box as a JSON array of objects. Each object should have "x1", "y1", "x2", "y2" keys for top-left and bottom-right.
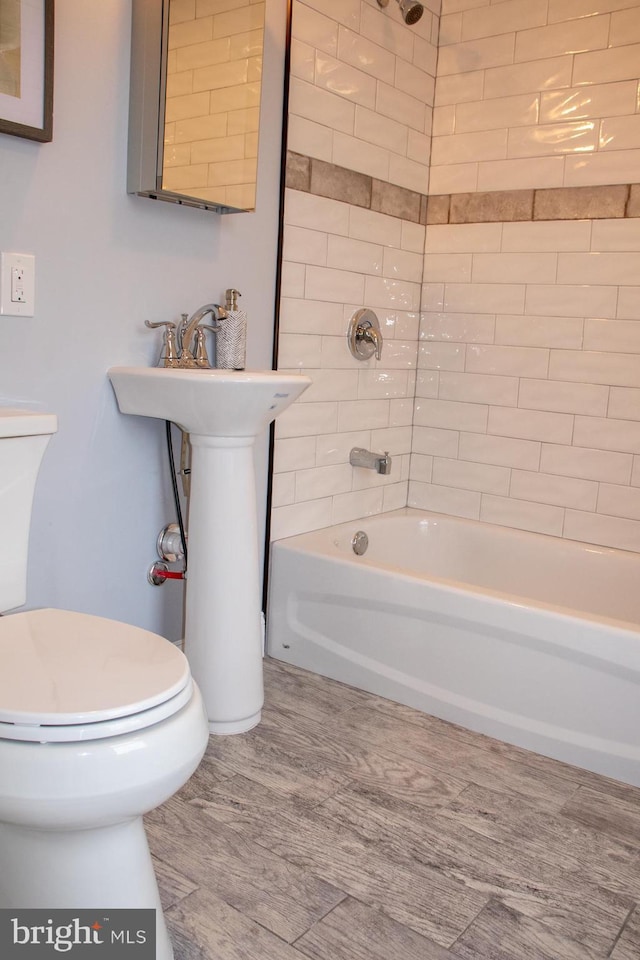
[{"x1": 0, "y1": 0, "x2": 286, "y2": 638}]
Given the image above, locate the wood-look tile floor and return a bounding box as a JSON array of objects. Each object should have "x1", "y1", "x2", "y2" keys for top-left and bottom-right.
[{"x1": 146, "y1": 659, "x2": 640, "y2": 960}]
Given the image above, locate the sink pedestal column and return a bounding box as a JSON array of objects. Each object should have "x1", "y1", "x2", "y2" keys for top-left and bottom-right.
[
  {"x1": 185, "y1": 434, "x2": 263, "y2": 735},
  {"x1": 107, "y1": 364, "x2": 312, "y2": 734}
]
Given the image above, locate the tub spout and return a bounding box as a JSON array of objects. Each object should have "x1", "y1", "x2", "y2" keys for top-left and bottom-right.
[{"x1": 350, "y1": 447, "x2": 392, "y2": 475}]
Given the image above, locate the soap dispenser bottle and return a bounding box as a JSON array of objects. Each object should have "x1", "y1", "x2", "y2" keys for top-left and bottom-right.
[{"x1": 216, "y1": 288, "x2": 247, "y2": 370}]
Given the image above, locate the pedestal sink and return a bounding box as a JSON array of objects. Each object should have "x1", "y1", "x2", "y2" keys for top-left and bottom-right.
[{"x1": 108, "y1": 367, "x2": 311, "y2": 734}]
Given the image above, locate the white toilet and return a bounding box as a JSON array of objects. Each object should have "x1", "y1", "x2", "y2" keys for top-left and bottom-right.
[{"x1": 0, "y1": 409, "x2": 209, "y2": 960}]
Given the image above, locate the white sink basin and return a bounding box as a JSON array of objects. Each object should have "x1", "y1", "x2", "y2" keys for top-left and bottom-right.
[{"x1": 108, "y1": 366, "x2": 310, "y2": 437}]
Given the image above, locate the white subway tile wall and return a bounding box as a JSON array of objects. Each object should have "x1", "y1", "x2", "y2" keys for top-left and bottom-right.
[
  {"x1": 411, "y1": 217, "x2": 640, "y2": 551},
  {"x1": 433, "y1": 0, "x2": 640, "y2": 192},
  {"x1": 274, "y1": 0, "x2": 640, "y2": 554},
  {"x1": 287, "y1": 0, "x2": 439, "y2": 193},
  {"x1": 272, "y1": 187, "x2": 422, "y2": 539}
]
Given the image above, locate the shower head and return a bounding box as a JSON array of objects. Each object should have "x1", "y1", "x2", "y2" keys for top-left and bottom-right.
[
  {"x1": 377, "y1": 0, "x2": 424, "y2": 25},
  {"x1": 398, "y1": 0, "x2": 424, "y2": 24}
]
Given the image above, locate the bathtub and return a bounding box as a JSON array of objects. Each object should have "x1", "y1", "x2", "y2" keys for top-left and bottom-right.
[{"x1": 267, "y1": 508, "x2": 640, "y2": 786}]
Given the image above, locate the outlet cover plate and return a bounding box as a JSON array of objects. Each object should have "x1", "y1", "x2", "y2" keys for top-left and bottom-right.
[{"x1": 1, "y1": 252, "x2": 35, "y2": 317}]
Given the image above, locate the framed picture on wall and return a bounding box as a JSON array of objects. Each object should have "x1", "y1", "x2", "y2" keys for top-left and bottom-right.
[{"x1": 0, "y1": 0, "x2": 53, "y2": 142}]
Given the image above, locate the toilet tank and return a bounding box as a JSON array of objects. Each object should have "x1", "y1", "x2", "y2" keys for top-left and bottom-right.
[{"x1": 0, "y1": 410, "x2": 57, "y2": 612}]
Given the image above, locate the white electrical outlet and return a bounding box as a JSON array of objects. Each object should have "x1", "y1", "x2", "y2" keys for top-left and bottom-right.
[{"x1": 1, "y1": 253, "x2": 35, "y2": 317}]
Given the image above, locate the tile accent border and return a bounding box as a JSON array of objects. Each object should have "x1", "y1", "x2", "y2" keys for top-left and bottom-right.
[
  {"x1": 431, "y1": 184, "x2": 640, "y2": 224},
  {"x1": 285, "y1": 152, "x2": 427, "y2": 225},
  {"x1": 286, "y1": 152, "x2": 640, "y2": 225}
]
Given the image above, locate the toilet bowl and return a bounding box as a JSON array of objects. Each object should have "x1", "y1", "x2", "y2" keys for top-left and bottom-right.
[
  {"x1": 0, "y1": 409, "x2": 209, "y2": 960},
  {"x1": 0, "y1": 608, "x2": 209, "y2": 960}
]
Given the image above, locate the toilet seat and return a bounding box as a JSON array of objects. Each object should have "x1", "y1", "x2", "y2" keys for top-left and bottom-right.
[{"x1": 0, "y1": 608, "x2": 192, "y2": 742}]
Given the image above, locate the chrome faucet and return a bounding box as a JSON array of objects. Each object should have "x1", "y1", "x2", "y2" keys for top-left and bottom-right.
[
  {"x1": 177, "y1": 304, "x2": 227, "y2": 368},
  {"x1": 349, "y1": 447, "x2": 392, "y2": 475},
  {"x1": 146, "y1": 304, "x2": 227, "y2": 368}
]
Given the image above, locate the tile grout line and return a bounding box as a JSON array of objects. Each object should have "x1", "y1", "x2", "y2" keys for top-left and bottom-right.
[
  {"x1": 606, "y1": 902, "x2": 638, "y2": 958},
  {"x1": 289, "y1": 893, "x2": 351, "y2": 950},
  {"x1": 446, "y1": 893, "x2": 498, "y2": 952}
]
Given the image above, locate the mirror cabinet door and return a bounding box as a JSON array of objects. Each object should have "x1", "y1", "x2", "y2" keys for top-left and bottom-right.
[{"x1": 128, "y1": 0, "x2": 264, "y2": 213}]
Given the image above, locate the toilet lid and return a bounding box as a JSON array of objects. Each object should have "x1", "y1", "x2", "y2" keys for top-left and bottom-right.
[{"x1": 0, "y1": 609, "x2": 191, "y2": 728}]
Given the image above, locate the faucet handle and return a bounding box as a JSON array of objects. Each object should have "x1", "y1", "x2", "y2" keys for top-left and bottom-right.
[
  {"x1": 367, "y1": 328, "x2": 383, "y2": 361},
  {"x1": 144, "y1": 319, "x2": 179, "y2": 367},
  {"x1": 145, "y1": 319, "x2": 176, "y2": 330},
  {"x1": 194, "y1": 328, "x2": 209, "y2": 368},
  {"x1": 348, "y1": 308, "x2": 383, "y2": 362},
  {"x1": 193, "y1": 324, "x2": 222, "y2": 368}
]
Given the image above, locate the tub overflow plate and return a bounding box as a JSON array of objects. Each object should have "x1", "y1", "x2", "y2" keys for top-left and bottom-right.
[{"x1": 351, "y1": 531, "x2": 369, "y2": 555}]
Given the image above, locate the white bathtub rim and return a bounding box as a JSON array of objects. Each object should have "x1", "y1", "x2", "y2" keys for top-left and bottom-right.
[
  {"x1": 276, "y1": 550, "x2": 640, "y2": 681},
  {"x1": 273, "y1": 506, "x2": 637, "y2": 563},
  {"x1": 272, "y1": 507, "x2": 640, "y2": 642}
]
